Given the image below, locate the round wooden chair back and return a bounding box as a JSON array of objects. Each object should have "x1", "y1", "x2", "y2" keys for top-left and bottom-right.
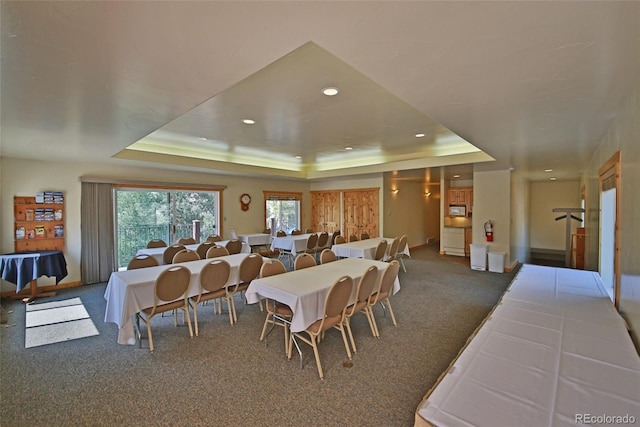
[
  {"x1": 163, "y1": 244, "x2": 186, "y2": 264},
  {"x1": 360, "y1": 232, "x2": 370, "y2": 240},
  {"x1": 172, "y1": 249, "x2": 200, "y2": 264},
  {"x1": 305, "y1": 233, "x2": 319, "y2": 252},
  {"x1": 147, "y1": 239, "x2": 167, "y2": 248},
  {"x1": 374, "y1": 239, "x2": 388, "y2": 261},
  {"x1": 127, "y1": 254, "x2": 159, "y2": 270},
  {"x1": 334, "y1": 235, "x2": 346, "y2": 245},
  {"x1": 349, "y1": 234, "x2": 359, "y2": 242},
  {"x1": 206, "y1": 246, "x2": 229, "y2": 258},
  {"x1": 238, "y1": 253, "x2": 263, "y2": 284},
  {"x1": 397, "y1": 235, "x2": 407, "y2": 257},
  {"x1": 199, "y1": 259, "x2": 231, "y2": 294},
  {"x1": 154, "y1": 266, "x2": 191, "y2": 304},
  {"x1": 206, "y1": 234, "x2": 222, "y2": 242},
  {"x1": 323, "y1": 276, "x2": 353, "y2": 322},
  {"x1": 387, "y1": 238, "x2": 400, "y2": 261},
  {"x1": 225, "y1": 239, "x2": 243, "y2": 255},
  {"x1": 291, "y1": 229, "x2": 302, "y2": 235},
  {"x1": 376, "y1": 260, "x2": 400, "y2": 301},
  {"x1": 259, "y1": 259, "x2": 286, "y2": 278},
  {"x1": 294, "y1": 253, "x2": 316, "y2": 270},
  {"x1": 317, "y1": 232, "x2": 329, "y2": 248},
  {"x1": 177, "y1": 237, "x2": 196, "y2": 245},
  {"x1": 196, "y1": 241, "x2": 216, "y2": 259},
  {"x1": 320, "y1": 249, "x2": 337, "y2": 264}
]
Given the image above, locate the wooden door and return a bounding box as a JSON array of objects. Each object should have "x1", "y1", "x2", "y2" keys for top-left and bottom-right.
[
  {"x1": 342, "y1": 189, "x2": 379, "y2": 238},
  {"x1": 311, "y1": 191, "x2": 340, "y2": 233}
]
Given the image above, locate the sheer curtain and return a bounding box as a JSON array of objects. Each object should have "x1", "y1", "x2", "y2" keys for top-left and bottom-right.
[{"x1": 81, "y1": 182, "x2": 115, "y2": 284}]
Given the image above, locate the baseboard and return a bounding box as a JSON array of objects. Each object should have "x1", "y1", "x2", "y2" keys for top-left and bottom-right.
[
  {"x1": 506, "y1": 259, "x2": 519, "y2": 273},
  {"x1": 1, "y1": 280, "x2": 82, "y2": 299}
]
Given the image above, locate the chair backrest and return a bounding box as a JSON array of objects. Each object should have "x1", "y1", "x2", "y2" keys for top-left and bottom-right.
[
  {"x1": 225, "y1": 239, "x2": 243, "y2": 255},
  {"x1": 349, "y1": 234, "x2": 359, "y2": 242},
  {"x1": 205, "y1": 234, "x2": 222, "y2": 242},
  {"x1": 334, "y1": 235, "x2": 346, "y2": 245},
  {"x1": 360, "y1": 232, "x2": 370, "y2": 240},
  {"x1": 305, "y1": 228, "x2": 313, "y2": 233},
  {"x1": 163, "y1": 244, "x2": 186, "y2": 264},
  {"x1": 374, "y1": 239, "x2": 388, "y2": 261},
  {"x1": 323, "y1": 275, "x2": 353, "y2": 321},
  {"x1": 206, "y1": 245, "x2": 230, "y2": 258},
  {"x1": 259, "y1": 259, "x2": 286, "y2": 278},
  {"x1": 229, "y1": 229, "x2": 239, "y2": 239},
  {"x1": 294, "y1": 253, "x2": 316, "y2": 270},
  {"x1": 146, "y1": 239, "x2": 167, "y2": 248},
  {"x1": 177, "y1": 237, "x2": 196, "y2": 245},
  {"x1": 172, "y1": 249, "x2": 200, "y2": 264},
  {"x1": 196, "y1": 241, "x2": 216, "y2": 259},
  {"x1": 317, "y1": 232, "x2": 329, "y2": 248},
  {"x1": 199, "y1": 259, "x2": 231, "y2": 293},
  {"x1": 305, "y1": 233, "x2": 319, "y2": 251},
  {"x1": 276, "y1": 230, "x2": 286, "y2": 237},
  {"x1": 387, "y1": 238, "x2": 400, "y2": 261},
  {"x1": 238, "y1": 253, "x2": 263, "y2": 283},
  {"x1": 291, "y1": 229, "x2": 302, "y2": 235},
  {"x1": 154, "y1": 265, "x2": 191, "y2": 304},
  {"x1": 127, "y1": 254, "x2": 159, "y2": 270},
  {"x1": 263, "y1": 228, "x2": 271, "y2": 235},
  {"x1": 320, "y1": 249, "x2": 337, "y2": 264},
  {"x1": 330, "y1": 230, "x2": 341, "y2": 246},
  {"x1": 355, "y1": 266, "x2": 379, "y2": 305},
  {"x1": 377, "y1": 260, "x2": 400, "y2": 299},
  {"x1": 397, "y1": 235, "x2": 408, "y2": 258}
]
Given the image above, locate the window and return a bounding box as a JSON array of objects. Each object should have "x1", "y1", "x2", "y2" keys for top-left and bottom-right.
[
  {"x1": 115, "y1": 187, "x2": 221, "y2": 269},
  {"x1": 264, "y1": 191, "x2": 302, "y2": 234}
]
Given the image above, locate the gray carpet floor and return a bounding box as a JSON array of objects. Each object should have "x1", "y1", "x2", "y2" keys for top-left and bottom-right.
[{"x1": 0, "y1": 246, "x2": 518, "y2": 427}]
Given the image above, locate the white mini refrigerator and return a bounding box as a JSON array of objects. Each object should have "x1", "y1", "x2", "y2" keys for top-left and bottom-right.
[{"x1": 470, "y1": 244, "x2": 488, "y2": 271}]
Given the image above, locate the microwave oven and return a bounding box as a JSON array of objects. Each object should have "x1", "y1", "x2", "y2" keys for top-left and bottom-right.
[{"x1": 449, "y1": 206, "x2": 466, "y2": 216}]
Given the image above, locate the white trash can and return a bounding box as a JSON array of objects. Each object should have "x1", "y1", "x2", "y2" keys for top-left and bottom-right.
[
  {"x1": 488, "y1": 251, "x2": 505, "y2": 273},
  {"x1": 470, "y1": 244, "x2": 488, "y2": 271}
]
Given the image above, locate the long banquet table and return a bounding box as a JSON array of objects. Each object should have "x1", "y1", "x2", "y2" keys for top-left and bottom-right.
[
  {"x1": 136, "y1": 240, "x2": 250, "y2": 264},
  {"x1": 245, "y1": 257, "x2": 400, "y2": 333},
  {"x1": 331, "y1": 237, "x2": 410, "y2": 260},
  {"x1": 414, "y1": 264, "x2": 640, "y2": 427},
  {"x1": 104, "y1": 253, "x2": 258, "y2": 345},
  {"x1": 269, "y1": 233, "x2": 317, "y2": 257},
  {"x1": 238, "y1": 233, "x2": 272, "y2": 248}
]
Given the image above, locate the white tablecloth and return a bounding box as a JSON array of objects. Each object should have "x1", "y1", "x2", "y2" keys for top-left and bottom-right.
[
  {"x1": 245, "y1": 257, "x2": 400, "y2": 333},
  {"x1": 136, "y1": 240, "x2": 250, "y2": 264},
  {"x1": 104, "y1": 253, "x2": 258, "y2": 345},
  {"x1": 269, "y1": 233, "x2": 317, "y2": 256},
  {"x1": 238, "y1": 233, "x2": 272, "y2": 246},
  {"x1": 415, "y1": 264, "x2": 640, "y2": 427},
  {"x1": 331, "y1": 237, "x2": 411, "y2": 259}
]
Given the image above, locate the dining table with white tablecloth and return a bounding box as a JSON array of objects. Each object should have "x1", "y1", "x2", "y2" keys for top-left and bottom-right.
[
  {"x1": 269, "y1": 233, "x2": 318, "y2": 257},
  {"x1": 104, "y1": 253, "x2": 260, "y2": 345},
  {"x1": 331, "y1": 237, "x2": 410, "y2": 260},
  {"x1": 245, "y1": 257, "x2": 400, "y2": 333},
  {"x1": 135, "y1": 240, "x2": 250, "y2": 264}
]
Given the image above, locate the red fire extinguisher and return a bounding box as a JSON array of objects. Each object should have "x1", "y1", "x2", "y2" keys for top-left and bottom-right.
[{"x1": 484, "y1": 220, "x2": 494, "y2": 242}]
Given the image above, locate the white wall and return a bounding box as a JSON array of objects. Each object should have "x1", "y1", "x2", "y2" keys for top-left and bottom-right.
[
  {"x1": 529, "y1": 180, "x2": 581, "y2": 250},
  {"x1": 472, "y1": 170, "x2": 511, "y2": 265},
  {"x1": 510, "y1": 171, "x2": 530, "y2": 264}
]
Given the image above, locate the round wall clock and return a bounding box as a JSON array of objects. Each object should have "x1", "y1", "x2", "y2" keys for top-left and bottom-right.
[{"x1": 240, "y1": 193, "x2": 252, "y2": 211}]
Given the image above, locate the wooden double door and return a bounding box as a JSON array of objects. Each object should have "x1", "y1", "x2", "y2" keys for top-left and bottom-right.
[{"x1": 310, "y1": 189, "x2": 379, "y2": 238}]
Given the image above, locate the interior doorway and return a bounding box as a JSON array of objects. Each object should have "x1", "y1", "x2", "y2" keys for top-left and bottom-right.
[{"x1": 598, "y1": 151, "x2": 621, "y2": 306}]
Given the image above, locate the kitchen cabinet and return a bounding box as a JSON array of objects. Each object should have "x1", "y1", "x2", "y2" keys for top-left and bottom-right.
[{"x1": 448, "y1": 187, "x2": 473, "y2": 216}]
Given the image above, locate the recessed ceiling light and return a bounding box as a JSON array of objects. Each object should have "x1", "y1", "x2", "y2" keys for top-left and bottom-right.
[
  {"x1": 550, "y1": 177, "x2": 557, "y2": 181},
  {"x1": 322, "y1": 87, "x2": 339, "y2": 96},
  {"x1": 242, "y1": 119, "x2": 255, "y2": 125},
  {"x1": 453, "y1": 174, "x2": 461, "y2": 178},
  {"x1": 197, "y1": 137, "x2": 208, "y2": 141},
  {"x1": 344, "y1": 146, "x2": 353, "y2": 150},
  {"x1": 545, "y1": 169, "x2": 554, "y2": 172},
  {"x1": 295, "y1": 155, "x2": 302, "y2": 159},
  {"x1": 415, "y1": 133, "x2": 425, "y2": 138}
]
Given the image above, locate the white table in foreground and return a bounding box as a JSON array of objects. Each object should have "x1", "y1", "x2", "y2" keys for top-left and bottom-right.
[
  {"x1": 414, "y1": 264, "x2": 640, "y2": 427},
  {"x1": 104, "y1": 253, "x2": 257, "y2": 345},
  {"x1": 136, "y1": 240, "x2": 250, "y2": 264},
  {"x1": 269, "y1": 233, "x2": 317, "y2": 257},
  {"x1": 331, "y1": 237, "x2": 410, "y2": 259},
  {"x1": 245, "y1": 257, "x2": 400, "y2": 333}
]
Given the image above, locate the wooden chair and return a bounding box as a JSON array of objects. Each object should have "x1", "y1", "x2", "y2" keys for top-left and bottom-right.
[
  {"x1": 146, "y1": 239, "x2": 167, "y2": 248},
  {"x1": 225, "y1": 239, "x2": 243, "y2": 255},
  {"x1": 190, "y1": 259, "x2": 232, "y2": 334},
  {"x1": 206, "y1": 245, "x2": 229, "y2": 258},
  {"x1": 329, "y1": 230, "x2": 341, "y2": 247},
  {"x1": 303, "y1": 233, "x2": 319, "y2": 256},
  {"x1": 172, "y1": 249, "x2": 200, "y2": 263},
  {"x1": 163, "y1": 244, "x2": 186, "y2": 265},
  {"x1": 320, "y1": 249, "x2": 337, "y2": 264},
  {"x1": 305, "y1": 228, "x2": 313, "y2": 233},
  {"x1": 205, "y1": 234, "x2": 222, "y2": 243},
  {"x1": 349, "y1": 234, "x2": 359, "y2": 243},
  {"x1": 127, "y1": 254, "x2": 159, "y2": 270},
  {"x1": 276, "y1": 230, "x2": 286, "y2": 237},
  {"x1": 360, "y1": 232, "x2": 370, "y2": 240},
  {"x1": 385, "y1": 237, "x2": 400, "y2": 263},
  {"x1": 368, "y1": 260, "x2": 400, "y2": 337},
  {"x1": 294, "y1": 253, "x2": 316, "y2": 270},
  {"x1": 258, "y1": 259, "x2": 291, "y2": 353},
  {"x1": 344, "y1": 265, "x2": 379, "y2": 353},
  {"x1": 334, "y1": 235, "x2": 346, "y2": 245},
  {"x1": 291, "y1": 229, "x2": 302, "y2": 235},
  {"x1": 288, "y1": 275, "x2": 354, "y2": 379},
  {"x1": 196, "y1": 241, "x2": 216, "y2": 259},
  {"x1": 135, "y1": 265, "x2": 193, "y2": 352},
  {"x1": 227, "y1": 253, "x2": 263, "y2": 323},
  {"x1": 177, "y1": 237, "x2": 196, "y2": 245},
  {"x1": 315, "y1": 232, "x2": 329, "y2": 259},
  {"x1": 373, "y1": 239, "x2": 388, "y2": 261},
  {"x1": 396, "y1": 234, "x2": 408, "y2": 272}
]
